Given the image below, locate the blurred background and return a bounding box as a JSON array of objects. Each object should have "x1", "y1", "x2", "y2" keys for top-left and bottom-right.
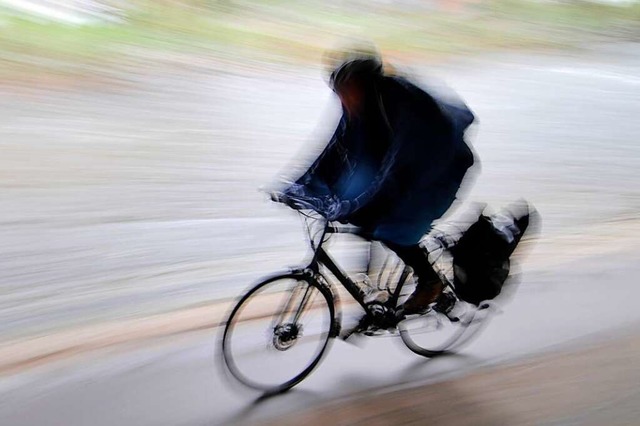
[{"x1": 0, "y1": 1, "x2": 639, "y2": 425}]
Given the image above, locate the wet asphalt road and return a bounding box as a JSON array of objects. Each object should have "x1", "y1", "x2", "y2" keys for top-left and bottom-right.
[
  {"x1": 0, "y1": 43, "x2": 639, "y2": 425},
  {"x1": 1, "y1": 246, "x2": 639, "y2": 425}
]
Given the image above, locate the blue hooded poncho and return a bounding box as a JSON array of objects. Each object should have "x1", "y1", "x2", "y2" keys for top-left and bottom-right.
[{"x1": 294, "y1": 76, "x2": 476, "y2": 245}]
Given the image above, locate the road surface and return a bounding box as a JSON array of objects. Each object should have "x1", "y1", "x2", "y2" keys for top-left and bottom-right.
[
  {"x1": 1, "y1": 245, "x2": 639, "y2": 425},
  {"x1": 0, "y1": 43, "x2": 639, "y2": 424}
]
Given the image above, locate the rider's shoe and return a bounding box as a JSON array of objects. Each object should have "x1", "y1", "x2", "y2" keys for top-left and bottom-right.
[
  {"x1": 433, "y1": 291, "x2": 457, "y2": 315},
  {"x1": 401, "y1": 280, "x2": 445, "y2": 315}
]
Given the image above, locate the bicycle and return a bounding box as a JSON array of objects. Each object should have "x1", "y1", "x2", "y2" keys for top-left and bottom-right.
[{"x1": 220, "y1": 192, "x2": 496, "y2": 394}]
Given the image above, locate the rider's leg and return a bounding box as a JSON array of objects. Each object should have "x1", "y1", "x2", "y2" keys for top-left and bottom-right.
[{"x1": 385, "y1": 242, "x2": 444, "y2": 314}]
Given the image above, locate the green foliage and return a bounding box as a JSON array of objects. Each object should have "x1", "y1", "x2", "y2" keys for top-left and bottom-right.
[{"x1": 0, "y1": 0, "x2": 637, "y2": 79}]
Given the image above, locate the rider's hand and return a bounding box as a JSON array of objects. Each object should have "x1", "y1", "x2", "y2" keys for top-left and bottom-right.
[
  {"x1": 270, "y1": 191, "x2": 285, "y2": 203},
  {"x1": 326, "y1": 199, "x2": 352, "y2": 222},
  {"x1": 271, "y1": 183, "x2": 306, "y2": 205},
  {"x1": 283, "y1": 183, "x2": 307, "y2": 198}
]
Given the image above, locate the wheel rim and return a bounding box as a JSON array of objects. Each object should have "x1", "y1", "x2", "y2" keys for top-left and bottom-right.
[
  {"x1": 222, "y1": 275, "x2": 334, "y2": 391},
  {"x1": 398, "y1": 302, "x2": 492, "y2": 356}
]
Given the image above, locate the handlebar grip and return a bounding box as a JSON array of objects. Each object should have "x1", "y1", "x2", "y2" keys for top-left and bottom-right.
[
  {"x1": 270, "y1": 191, "x2": 285, "y2": 203},
  {"x1": 270, "y1": 191, "x2": 307, "y2": 210},
  {"x1": 269, "y1": 190, "x2": 334, "y2": 216}
]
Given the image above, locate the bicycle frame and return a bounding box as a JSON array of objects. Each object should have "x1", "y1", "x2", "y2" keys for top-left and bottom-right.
[
  {"x1": 298, "y1": 220, "x2": 412, "y2": 316},
  {"x1": 220, "y1": 199, "x2": 510, "y2": 393}
]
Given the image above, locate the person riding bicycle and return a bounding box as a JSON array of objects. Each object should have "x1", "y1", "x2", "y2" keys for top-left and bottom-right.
[{"x1": 282, "y1": 45, "x2": 476, "y2": 314}]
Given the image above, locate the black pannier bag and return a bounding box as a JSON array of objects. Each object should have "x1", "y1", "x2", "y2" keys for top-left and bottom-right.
[{"x1": 451, "y1": 205, "x2": 530, "y2": 306}]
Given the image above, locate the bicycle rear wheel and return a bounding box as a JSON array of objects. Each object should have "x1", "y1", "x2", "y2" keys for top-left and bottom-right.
[
  {"x1": 221, "y1": 273, "x2": 335, "y2": 393},
  {"x1": 398, "y1": 301, "x2": 493, "y2": 357}
]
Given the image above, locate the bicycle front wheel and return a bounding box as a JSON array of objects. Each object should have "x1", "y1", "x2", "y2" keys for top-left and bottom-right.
[{"x1": 221, "y1": 273, "x2": 335, "y2": 393}]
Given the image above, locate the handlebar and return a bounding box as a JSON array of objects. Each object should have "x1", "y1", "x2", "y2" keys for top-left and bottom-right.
[
  {"x1": 270, "y1": 190, "x2": 366, "y2": 237},
  {"x1": 270, "y1": 191, "x2": 324, "y2": 212}
]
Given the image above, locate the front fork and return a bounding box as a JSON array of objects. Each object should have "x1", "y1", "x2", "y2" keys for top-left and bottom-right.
[
  {"x1": 310, "y1": 271, "x2": 343, "y2": 339},
  {"x1": 282, "y1": 267, "x2": 343, "y2": 340}
]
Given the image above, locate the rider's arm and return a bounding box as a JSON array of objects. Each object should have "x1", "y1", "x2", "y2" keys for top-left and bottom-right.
[{"x1": 292, "y1": 117, "x2": 349, "y2": 196}]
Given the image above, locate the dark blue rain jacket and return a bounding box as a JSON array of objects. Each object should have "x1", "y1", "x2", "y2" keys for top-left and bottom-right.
[{"x1": 295, "y1": 76, "x2": 476, "y2": 245}]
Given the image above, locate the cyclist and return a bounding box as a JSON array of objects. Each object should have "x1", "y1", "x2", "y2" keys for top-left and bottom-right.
[{"x1": 283, "y1": 45, "x2": 476, "y2": 314}]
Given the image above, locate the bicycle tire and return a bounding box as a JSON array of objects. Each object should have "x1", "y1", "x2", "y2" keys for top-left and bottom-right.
[
  {"x1": 221, "y1": 272, "x2": 336, "y2": 393},
  {"x1": 398, "y1": 301, "x2": 493, "y2": 357}
]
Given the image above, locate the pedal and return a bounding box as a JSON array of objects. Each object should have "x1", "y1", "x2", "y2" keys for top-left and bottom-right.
[
  {"x1": 341, "y1": 332, "x2": 367, "y2": 347},
  {"x1": 341, "y1": 306, "x2": 398, "y2": 340},
  {"x1": 396, "y1": 308, "x2": 429, "y2": 321},
  {"x1": 363, "y1": 326, "x2": 398, "y2": 337},
  {"x1": 340, "y1": 314, "x2": 372, "y2": 341},
  {"x1": 433, "y1": 292, "x2": 457, "y2": 315}
]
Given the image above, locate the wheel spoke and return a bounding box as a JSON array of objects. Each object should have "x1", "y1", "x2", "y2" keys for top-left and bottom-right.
[{"x1": 222, "y1": 274, "x2": 335, "y2": 392}]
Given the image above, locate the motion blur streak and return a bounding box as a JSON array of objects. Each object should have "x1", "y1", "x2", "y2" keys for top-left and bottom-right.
[{"x1": 0, "y1": 1, "x2": 639, "y2": 425}]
